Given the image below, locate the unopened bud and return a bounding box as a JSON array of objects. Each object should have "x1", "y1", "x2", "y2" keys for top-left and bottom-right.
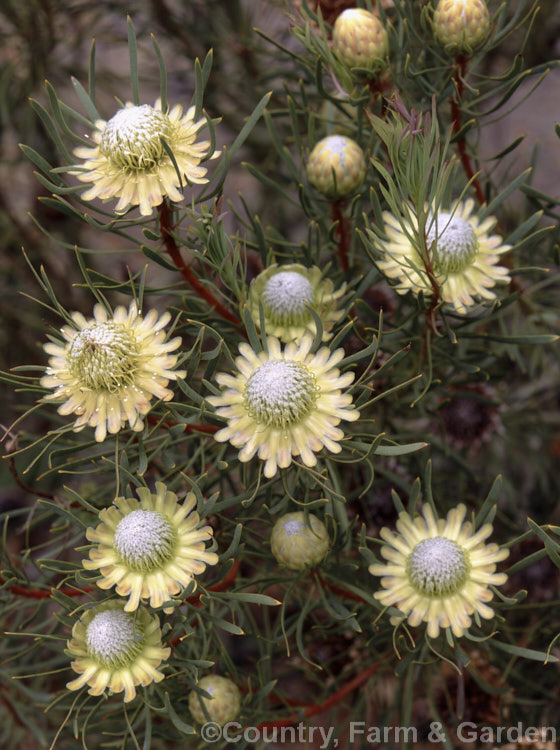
[
  {"x1": 189, "y1": 675, "x2": 241, "y2": 726},
  {"x1": 307, "y1": 135, "x2": 366, "y2": 199},
  {"x1": 271, "y1": 512, "x2": 330, "y2": 570},
  {"x1": 433, "y1": 0, "x2": 490, "y2": 54},
  {"x1": 332, "y1": 9, "x2": 388, "y2": 72}
]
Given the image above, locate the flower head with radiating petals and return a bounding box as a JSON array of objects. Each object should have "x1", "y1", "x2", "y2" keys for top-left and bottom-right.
[
  {"x1": 376, "y1": 199, "x2": 511, "y2": 314},
  {"x1": 369, "y1": 503, "x2": 509, "y2": 639},
  {"x1": 249, "y1": 264, "x2": 346, "y2": 343},
  {"x1": 40, "y1": 302, "x2": 185, "y2": 442},
  {"x1": 82, "y1": 482, "x2": 218, "y2": 611},
  {"x1": 66, "y1": 600, "x2": 170, "y2": 702},
  {"x1": 207, "y1": 335, "x2": 359, "y2": 478},
  {"x1": 71, "y1": 100, "x2": 218, "y2": 216}
]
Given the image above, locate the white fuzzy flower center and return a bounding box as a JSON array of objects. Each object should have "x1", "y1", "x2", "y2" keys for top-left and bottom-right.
[
  {"x1": 114, "y1": 510, "x2": 175, "y2": 572},
  {"x1": 244, "y1": 360, "x2": 317, "y2": 428},
  {"x1": 67, "y1": 321, "x2": 139, "y2": 392},
  {"x1": 261, "y1": 271, "x2": 314, "y2": 325},
  {"x1": 427, "y1": 213, "x2": 478, "y2": 273},
  {"x1": 282, "y1": 519, "x2": 306, "y2": 537},
  {"x1": 407, "y1": 536, "x2": 469, "y2": 595},
  {"x1": 86, "y1": 609, "x2": 143, "y2": 667},
  {"x1": 100, "y1": 105, "x2": 172, "y2": 171}
]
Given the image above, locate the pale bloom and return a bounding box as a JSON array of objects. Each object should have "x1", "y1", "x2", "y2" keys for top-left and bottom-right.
[
  {"x1": 83, "y1": 482, "x2": 218, "y2": 611},
  {"x1": 249, "y1": 263, "x2": 346, "y2": 343},
  {"x1": 66, "y1": 600, "x2": 170, "y2": 702},
  {"x1": 71, "y1": 100, "x2": 218, "y2": 215},
  {"x1": 376, "y1": 199, "x2": 511, "y2": 314},
  {"x1": 208, "y1": 335, "x2": 360, "y2": 478},
  {"x1": 369, "y1": 503, "x2": 509, "y2": 639}
]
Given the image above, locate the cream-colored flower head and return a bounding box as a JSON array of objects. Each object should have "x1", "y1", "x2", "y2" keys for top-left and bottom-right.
[
  {"x1": 40, "y1": 302, "x2": 185, "y2": 442},
  {"x1": 307, "y1": 135, "x2": 366, "y2": 199},
  {"x1": 71, "y1": 100, "x2": 218, "y2": 216},
  {"x1": 66, "y1": 600, "x2": 170, "y2": 702},
  {"x1": 271, "y1": 511, "x2": 329, "y2": 570},
  {"x1": 332, "y1": 8, "x2": 389, "y2": 71},
  {"x1": 189, "y1": 675, "x2": 242, "y2": 726},
  {"x1": 249, "y1": 264, "x2": 346, "y2": 343},
  {"x1": 208, "y1": 335, "x2": 359, "y2": 478},
  {"x1": 369, "y1": 503, "x2": 509, "y2": 639},
  {"x1": 83, "y1": 482, "x2": 218, "y2": 611},
  {"x1": 376, "y1": 199, "x2": 511, "y2": 314},
  {"x1": 433, "y1": 0, "x2": 490, "y2": 55}
]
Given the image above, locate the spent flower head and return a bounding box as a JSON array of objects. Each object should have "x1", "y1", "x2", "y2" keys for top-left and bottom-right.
[
  {"x1": 369, "y1": 503, "x2": 509, "y2": 638},
  {"x1": 71, "y1": 100, "x2": 218, "y2": 216},
  {"x1": 40, "y1": 302, "x2": 185, "y2": 442},
  {"x1": 83, "y1": 482, "x2": 218, "y2": 611},
  {"x1": 66, "y1": 600, "x2": 170, "y2": 702}
]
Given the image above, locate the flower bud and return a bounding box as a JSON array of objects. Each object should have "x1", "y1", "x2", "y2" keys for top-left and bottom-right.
[
  {"x1": 189, "y1": 675, "x2": 241, "y2": 726},
  {"x1": 307, "y1": 135, "x2": 366, "y2": 199},
  {"x1": 332, "y1": 9, "x2": 388, "y2": 72},
  {"x1": 433, "y1": 0, "x2": 490, "y2": 54},
  {"x1": 271, "y1": 512, "x2": 329, "y2": 570}
]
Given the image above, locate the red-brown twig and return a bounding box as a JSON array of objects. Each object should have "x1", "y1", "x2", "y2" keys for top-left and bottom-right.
[
  {"x1": 169, "y1": 560, "x2": 242, "y2": 646},
  {"x1": 257, "y1": 658, "x2": 388, "y2": 729},
  {"x1": 6, "y1": 583, "x2": 92, "y2": 599},
  {"x1": 146, "y1": 414, "x2": 218, "y2": 435},
  {"x1": 451, "y1": 56, "x2": 486, "y2": 206},
  {"x1": 7, "y1": 454, "x2": 54, "y2": 500},
  {"x1": 312, "y1": 569, "x2": 368, "y2": 603},
  {"x1": 330, "y1": 200, "x2": 351, "y2": 271},
  {"x1": 158, "y1": 201, "x2": 243, "y2": 328}
]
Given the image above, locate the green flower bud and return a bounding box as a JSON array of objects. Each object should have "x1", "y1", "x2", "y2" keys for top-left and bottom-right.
[
  {"x1": 271, "y1": 512, "x2": 329, "y2": 570},
  {"x1": 189, "y1": 675, "x2": 242, "y2": 726},
  {"x1": 332, "y1": 8, "x2": 389, "y2": 71},
  {"x1": 433, "y1": 0, "x2": 490, "y2": 54},
  {"x1": 307, "y1": 135, "x2": 366, "y2": 199}
]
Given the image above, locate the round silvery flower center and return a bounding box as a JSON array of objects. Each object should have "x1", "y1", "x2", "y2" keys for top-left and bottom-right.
[
  {"x1": 244, "y1": 360, "x2": 317, "y2": 428},
  {"x1": 85, "y1": 609, "x2": 143, "y2": 668},
  {"x1": 407, "y1": 536, "x2": 469, "y2": 595},
  {"x1": 114, "y1": 509, "x2": 176, "y2": 572},
  {"x1": 99, "y1": 105, "x2": 172, "y2": 171},
  {"x1": 282, "y1": 519, "x2": 306, "y2": 537},
  {"x1": 261, "y1": 271, "x2": 315, "y2": 325},
  {"x1": 427, "y1": 213, "x2": 479, "y2": 273},
  {"x1": 67, "y1": 321, "x2": 139, "y2": 392}
]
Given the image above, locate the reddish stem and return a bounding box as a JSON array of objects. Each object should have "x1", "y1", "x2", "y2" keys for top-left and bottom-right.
[
  {"x1": 451, "y1": 57, "x2": 486, "y2": 206},
  {"x1": 313, "y1": 569, "x2": 367, "y2": 603},
  {"x1": 6, "y1": 584, "x2": 92, "y2": 599},
  {"x1": 187, "y1": 558, "x2": 241, "y2": 602},
  {"x1": 257, "y1": 659, "x2": 387, "y2": 729},
  {"x1": 7, "y1": 454, "x2": 54, "y2": 500},
  {"x1": 146, "y1": 414, "x2": 218, "y2": 435},
  {"x1": 330, "y1": 200, "x2": 351, "y2": 271},
  {"x1": 169, "y1": 560, "x2": 241, "y2": 646},
  {"x1": 158, "y1": 202, "x2": 243, "y2": 328}
]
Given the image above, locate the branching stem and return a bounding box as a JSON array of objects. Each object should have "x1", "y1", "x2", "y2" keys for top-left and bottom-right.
[{"x1": 158, "y1": 201, "x2": 243, "y2": 328}]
